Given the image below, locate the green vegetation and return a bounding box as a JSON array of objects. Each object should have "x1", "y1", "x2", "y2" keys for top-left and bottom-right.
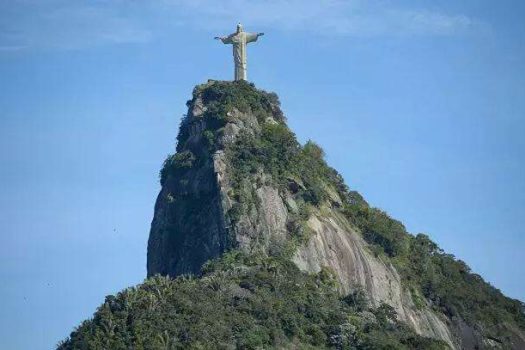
[
  {"x1": 342, "y1": 205, "x2": 409, "y2": 258},
  {"x1": 199, "y1": 80, "x2": 282, "y2": 124},
  {"x1": 341, "y1": 196, "x2": 525, "y2": 339},
  {"x1": 63, "y1": 81, "x2": 524, "y2": 349},
  {"x1": 188, "y1": 82, "x2": 348, "y2": 250},
  {"x1": 407, "y1": 233, "x2": 525, "y2": 330},
  {"x1": 226, "y1": 124, "x2": 343, "y2": 211},
  {"x1": 176, "y1": 80, "x2": 283, "y2": 151},
  {"x1": 224, "y1": 123, "x2": 343, "y2": 249},
  {"x1": 58, "y1": 252, "x2": 446, "y2": 350},
  {"x1": 159, "y1": 151, "x2": 196, "y2": 186}
]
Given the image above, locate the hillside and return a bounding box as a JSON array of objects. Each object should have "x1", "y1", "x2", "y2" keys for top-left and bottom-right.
[{"x1": 59, "y1": 81, "x2": 525, "y2": 349}]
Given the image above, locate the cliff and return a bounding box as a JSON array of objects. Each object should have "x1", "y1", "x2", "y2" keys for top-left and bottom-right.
[{"x1": 60, "y1": 81, "x2": 525, "y2": 349}]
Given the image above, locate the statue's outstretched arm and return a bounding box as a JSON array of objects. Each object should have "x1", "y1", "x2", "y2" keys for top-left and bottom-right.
[
  {"x1": 215, "y1": 36, "x2": 233, "y2": 44},
  {"x1": 246, "y1": 32, "x2": 264, "y2": 43}
]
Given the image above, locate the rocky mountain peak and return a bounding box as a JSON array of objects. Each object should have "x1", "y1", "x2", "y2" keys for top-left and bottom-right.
[{"x1": 60, "y1": 81, "x2": 525, "y2": 350}]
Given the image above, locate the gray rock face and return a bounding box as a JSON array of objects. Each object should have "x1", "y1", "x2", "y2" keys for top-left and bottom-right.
[
  {"x1": 147, "y1": 155, "x2": 229, "y2": 276},
  {"x1": 147, "y1": 81, "x2": 524, "y2": 349},
  {"x1": 293, "y1": 213, "x2": 456, "y2": 348}
]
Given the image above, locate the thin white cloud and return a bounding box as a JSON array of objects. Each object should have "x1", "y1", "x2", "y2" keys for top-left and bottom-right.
[
  {"x1": 0, "y1": 0, "x2": 483, "y2": 52},
  {"x1": 161, "y1": 0, "x2": 479, "y2": 37},
  {"x1": 0, "y1": 1, "x2": 152, "y2": 51},
  {"x1": 0, "y1": 45, "x2": 27, "y2": 51}
]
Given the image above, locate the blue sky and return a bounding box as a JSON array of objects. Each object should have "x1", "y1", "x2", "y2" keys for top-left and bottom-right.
[{"x1": 1, "y1": 1, "x2": 524, "y2": 349}]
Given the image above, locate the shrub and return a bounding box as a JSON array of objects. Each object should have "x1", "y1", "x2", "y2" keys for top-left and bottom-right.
[{"x1": 159, "y1": 151, "x2": 196, "y2": 185}]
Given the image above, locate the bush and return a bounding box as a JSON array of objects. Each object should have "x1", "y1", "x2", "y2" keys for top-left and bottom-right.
[
  {"x1": 342, "y1": 204, "x2": 409, "y2": 258},
  {"x1": 159, "y1": 151, "x2": 196, "y2": 185},
  {"x1": 200, "y1": 80, "x2": 283, "y2": 124}
]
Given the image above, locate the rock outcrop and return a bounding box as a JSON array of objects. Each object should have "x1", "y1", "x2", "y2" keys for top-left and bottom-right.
[{"x1": 147, "y1": 80, "x2": 525, "y2": 349}]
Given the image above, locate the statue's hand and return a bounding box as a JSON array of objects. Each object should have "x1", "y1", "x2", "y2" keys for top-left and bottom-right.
[
  {"x1": 214, "y1": 36, "x2": 221, "y2": 40},
  {"x1": 258, "y1": 32, "x2": 265, "y2": 36}
]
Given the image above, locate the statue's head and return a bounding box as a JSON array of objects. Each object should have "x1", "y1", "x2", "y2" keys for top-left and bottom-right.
[{"x1": 236, "y1": 23, "x2": 243, "y2": 33}]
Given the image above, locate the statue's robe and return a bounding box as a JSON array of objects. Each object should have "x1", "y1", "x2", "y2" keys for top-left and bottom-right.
[{"x1": 220, "y1": 32, "x2": 260, "y2": 81}]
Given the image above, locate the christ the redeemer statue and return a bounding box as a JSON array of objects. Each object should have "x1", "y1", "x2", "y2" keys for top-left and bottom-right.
[{"x1": 215, "y1": 23, "x2": 264, "y2": 81}]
